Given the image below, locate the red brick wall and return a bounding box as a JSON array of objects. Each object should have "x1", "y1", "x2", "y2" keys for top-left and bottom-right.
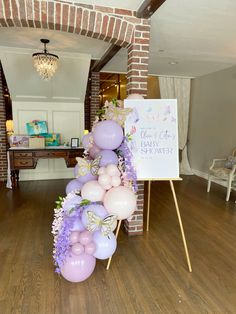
[
  {"x1": 125, "y1": 21, "x2": 151, "y2": 235},
  {"x1": 90, "y1": 72, "x2": 100, "y2": 130},
  {"x1": 0, "y1": 65, "x2": 7, "y2": 183}
]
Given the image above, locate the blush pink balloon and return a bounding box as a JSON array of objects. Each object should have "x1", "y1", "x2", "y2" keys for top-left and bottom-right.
[
  {"x1": 81, "y1": 180, "x2": 106, "y2": 202},
  {"x1": 106, "y1": 164, "x2": 120, "y2": 176},
  {"x1": 69, "y1": 231, "x2": 80, "y2": 245},
  {"x1": 98, "y1": 174, "x2": 111, "y2": 187},
  {"x1": 79, "y1": 230, "x2": 93, "y2": 246},
  {"x1": 111, "y1": 175, "x2": 121, "y2": 187},
  {"x1": 104, "y1": 186, "x2": 137, "y2": 220},
  {"x1": 98, "y1": 167, "x2": 106, "y2": 175},
  {"x1": 71, "y1": 243, "x2": 84, "y2": 255},
  {"x1": 85, "y1": 242, "x2": 96, "y2": 255},
  {"x1": 60, "y1": 252, "x2": 96, "y2": 283}
]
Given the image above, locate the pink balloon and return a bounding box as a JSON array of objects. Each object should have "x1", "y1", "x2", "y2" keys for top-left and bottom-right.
[
  {"x1": 81, "y1": 180, "x2": 106, "y2": 202},
  {"x1": 111, "y1": 176, "x2": 121, "y2": 187},
  {"x1": 79, "y1": 230, "x2": 93, "y2": 246},
  {"x1": 104, "y1": 186, "x2": 137, "y2": 220},
  {"x1": 103, "y1": 184, "x2": 113, "y2": 190},
  {"x1": 85, "y1": 242, "x2": 96, "y2": 255},
  {"x1": 69, "y1": 231, "x2": 80, "y2": 245},
  {"x1": 98, "y1": 174, "x2": 111, "y2": 186},
  {"x1": 89, "y1": 144, "x2": 101, "y2": 159},
  {"x1": 98, "y1": 167, "x2": 106, "y2": 175},
  {"x1": 71, "y1": 243, "x2": 84, "y2": 255},
  {"x1": 106, "y1": 164, "x2": 120, "y2": 177},
  {"x1": 60, "y1": 252, "x2": 96, "y2": 282}
]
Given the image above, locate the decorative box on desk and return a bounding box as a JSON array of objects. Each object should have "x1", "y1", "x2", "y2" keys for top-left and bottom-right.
[{"x1": 8, "y1": 146, "x2": 84, "y2": 187}]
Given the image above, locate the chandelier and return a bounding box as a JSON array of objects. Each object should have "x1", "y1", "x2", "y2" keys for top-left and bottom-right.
[{"x1": 32, "y1": 39, "x2": 59, "y2": 81}]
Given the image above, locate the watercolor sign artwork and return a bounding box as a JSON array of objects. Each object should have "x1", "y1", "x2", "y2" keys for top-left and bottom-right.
[{"x1": 124, "y1": 99, "x2": 179, "y2": 180}]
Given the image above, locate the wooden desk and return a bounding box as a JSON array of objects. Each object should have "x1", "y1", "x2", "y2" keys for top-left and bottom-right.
[{"x1": 8, "y1": 147, "x2": 84, "y2": 187}]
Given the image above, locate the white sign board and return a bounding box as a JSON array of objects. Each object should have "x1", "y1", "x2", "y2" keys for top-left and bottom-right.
[{"x1": 124, "y1": 99, "x2": 179, "y2": 180}]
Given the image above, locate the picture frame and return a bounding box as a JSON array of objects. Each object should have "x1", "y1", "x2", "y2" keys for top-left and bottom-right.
[{"x1": 71, "y1": 138, "x2": 80, "y2": 148}]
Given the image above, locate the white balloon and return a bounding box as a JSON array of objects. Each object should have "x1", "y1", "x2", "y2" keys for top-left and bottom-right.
[
  {"x1": 98, "y1": 174, "x2": 111, "y2": 186},
  {"x1": 98, "y1": 167, "x2": 106, "y2": 175},
  {"x1": 81, "y1": 180, "x2": 106, "y2": 202},
  {"x1": 104, "y1": 186, "x2": 137, "y2": 220}
]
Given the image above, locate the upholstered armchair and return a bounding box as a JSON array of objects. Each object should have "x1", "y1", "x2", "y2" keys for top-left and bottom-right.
[{"x1": 207, "y1": 149, "x2": 236, "y2": 201}]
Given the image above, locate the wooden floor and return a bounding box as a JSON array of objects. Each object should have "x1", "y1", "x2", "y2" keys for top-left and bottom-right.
[{"x1": 1, "y1": 176, "x2": 236, "y2": 313}]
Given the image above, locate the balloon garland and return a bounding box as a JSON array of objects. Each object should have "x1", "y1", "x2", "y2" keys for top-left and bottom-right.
[{"x1": 52, "y1": 99, "x2": 137, "y2": 282}]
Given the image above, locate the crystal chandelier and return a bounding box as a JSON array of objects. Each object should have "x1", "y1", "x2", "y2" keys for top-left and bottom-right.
[{"x1": 32, "y1": 39, "x2": 59, "y2": 81}]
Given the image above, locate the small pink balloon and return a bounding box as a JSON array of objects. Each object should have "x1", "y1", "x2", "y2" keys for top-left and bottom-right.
[
  {"x1": 106, "y1": 164, "x2": 120, "y2": 176},
  {"x1": 98, "y1": 174, "x2": 111, "y2": 186},
  {"x1": 79, "y1": 230, "x2": 93, "y2": 246},
  {"x1": 111, "y1": 175, "x2": 121, "y2": 187},
  {"x1": 98, "y1": 167, "x2": 106, "y2": 175},
  {"x1": 69, "y1": 231, "x2": 80, "y2": 245},
  {"x1": 71, "y1": 243, "x2": 84, "y2": 256},
  {"x1": 103, "y1": 184, "x2": 113, "y2": 190},
  {"x1": 85, "y1": 242, "x2": 96, "y2": 255},
  {"x1": 81, "y1": 180, "x2": 106, "y2": 202}
]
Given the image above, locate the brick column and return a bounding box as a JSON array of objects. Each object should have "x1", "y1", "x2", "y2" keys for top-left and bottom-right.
[
  {"x1": 0, "y1": 65, "x2": 7, "y2": 183},
  {"x1": 125, "y1": 21, "x2": 151, "y2": 235},
  {"x1": 90, "y1": 72, "x2": 100, "y2": 130}
]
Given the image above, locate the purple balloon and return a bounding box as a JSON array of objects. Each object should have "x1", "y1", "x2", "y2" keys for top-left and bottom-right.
[
  {"x1": 66, "y1": 179, "x2": 83, "y2": 195},
  {"x1": 89, "y1": 144, "x2": 101, "y2": 159},
  {"x1": 71, "y1": 243, "x2": 84, "y2": 256},
  {"x1": 82, "y1": 133, "x2": 92, "y2": 150},
  {"x1": 85, "y1": 242, "x2": 96, "y2": 255},
  {"x1": 81, "y1": 204, "x2": 108, "y2": 228},
  {"x1": 63, "y1": 194, "x2": 82, "y2": 216},
  {"x1": 74, "y1": 164, "x2": 97, "y2": 183},
  {"x1": 93, "y1": 120, "x2": 124, "y2": 150},
  {"x1": 92, "y1": 231, "x2": 117, "y2": 260},
  {"x1": 70, "y1": 218, "x2": 86, "y2": 232},
  {"x1": 96, "y1": 150, "x2": 118, "y2": 167},
  {"x1": 60, "y1": 252, "x2": 96, "y2": 282}
]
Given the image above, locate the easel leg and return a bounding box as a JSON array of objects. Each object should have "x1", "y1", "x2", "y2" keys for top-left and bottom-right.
[
  {"x1": 146, "y1": 181, "x2": 151, "y2": 231},
  {"x1": 106, "y1": 220, "x2": 122, "y2": 270},
  {"x1": 169, "y1": 181, "x2": 192, "y2": 273}
]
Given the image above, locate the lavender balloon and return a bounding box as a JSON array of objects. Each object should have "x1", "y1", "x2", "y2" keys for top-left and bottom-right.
[
  {"x1": 60, "y1": 252, "x2": 96, "y2": 282},
  {"x1": 93, "y1": 120, "x2": 123, "y2": 150},
  {"x1": 66, "y1": 179, "x2": 83, "y2": 195},
  {"x1": 81, "y1": 204, "x2": 108, "y2": 228},
  {"x1": 63, "y1": 194, "x2": 82, "y2": 216},
  {"x1": 92, "y1": 230, "x2": 117, "y2": 260},
  {"x1": 89, "y1": 144, "x2": 101, "y2": 159},
  {"x1": 70, "y1": 218, "x2": 86, "y2": 232},
  {"x1": 82, "y1": 133, "x2": 93, "y2": 150},
  {"x1": 96, "y1": 149, "x2": 118, "y2": 167}
]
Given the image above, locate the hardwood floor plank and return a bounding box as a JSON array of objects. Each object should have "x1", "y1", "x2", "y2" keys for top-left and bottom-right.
[{"x1": 1, "y1": 176, "x2": 236, "y2": 313}]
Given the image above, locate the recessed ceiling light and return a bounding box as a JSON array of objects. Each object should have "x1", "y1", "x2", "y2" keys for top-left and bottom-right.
[
  {"x1": 168, "y1": 61, "x2": 178, "y2": 65},
  {"x1": 158, "y1": 49, "x2": 165, "y2": 52}
]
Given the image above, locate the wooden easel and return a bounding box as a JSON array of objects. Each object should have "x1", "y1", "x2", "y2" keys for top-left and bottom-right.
[
  {"x1": 107, "y1": 178, "x2": 192, "y2": 272},
  {"x1": 146, "y1": 178, "x2": 192, "y2": 273}
]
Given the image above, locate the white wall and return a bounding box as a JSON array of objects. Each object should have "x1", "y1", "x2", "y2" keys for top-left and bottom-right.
[
  {"x1": 188, "y1": 65, "x2": 236, "y2": 174},
  {"x1": 13, "y1": 102, "x2": 84, "y2": 181}
]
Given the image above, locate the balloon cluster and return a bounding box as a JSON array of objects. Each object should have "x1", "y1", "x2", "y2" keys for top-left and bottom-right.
[{"x1": 52, "y1": 100, "x2": 137, "y2": 283}]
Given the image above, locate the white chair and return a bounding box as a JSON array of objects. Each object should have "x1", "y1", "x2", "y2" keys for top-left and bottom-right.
[{"x1": 207, "y1": 149, "x2": 236, "y2": 201}]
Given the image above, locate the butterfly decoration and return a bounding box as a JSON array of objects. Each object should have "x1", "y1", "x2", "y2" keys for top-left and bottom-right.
[
  {"x1": 104, "y1": 104, "x2": 132, "y2": 127},
  {"x1": 75, "y1": 156, "x2": 101, "y2": 177},
  {"x1": 86, "y1": 211, "x2": 117, "y2": 238}
]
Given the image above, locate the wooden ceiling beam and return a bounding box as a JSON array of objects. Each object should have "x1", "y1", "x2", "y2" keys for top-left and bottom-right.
[
  {"x1": 90, "y1": 45, "x2": 121, "y2": 72},
  {"x1": 136, "y1": 0, "x2": 166, "y2": 18}
]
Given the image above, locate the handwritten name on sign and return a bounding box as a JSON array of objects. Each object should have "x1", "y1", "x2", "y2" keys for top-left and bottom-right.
[{"x1": 124, "y1": 99, "x2": 179, "y2": 180}]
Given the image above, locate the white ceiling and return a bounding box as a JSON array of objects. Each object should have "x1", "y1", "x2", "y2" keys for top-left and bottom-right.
[{"x1": 1, "y1": 0, "x2": 236, "y2": 77}]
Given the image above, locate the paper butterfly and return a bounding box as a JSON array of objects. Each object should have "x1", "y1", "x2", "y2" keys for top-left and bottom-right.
[
  {"x1": 104, "y1": 104, "x2": 132, "y2": 127},
  {"x1": 75, "y1": 156, "x2": 101, "y2": 177},
  {"x1": 86, "y1": 211, "x2": 117, "y2": 238}
]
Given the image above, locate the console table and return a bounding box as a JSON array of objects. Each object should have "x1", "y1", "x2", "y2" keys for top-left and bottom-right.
[{"x1": 8, "y1": 147, "x2": 84, "y2": 187}]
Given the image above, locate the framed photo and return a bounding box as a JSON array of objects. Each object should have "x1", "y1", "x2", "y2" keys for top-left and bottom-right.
[{"x1": 71, "y1": 138, "x2": 80, "y2": 148}]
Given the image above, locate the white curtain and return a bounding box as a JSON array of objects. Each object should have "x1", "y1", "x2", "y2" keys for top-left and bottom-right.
[{"x1": 159, "y1": 76, "x2": 193, "y2": 175}]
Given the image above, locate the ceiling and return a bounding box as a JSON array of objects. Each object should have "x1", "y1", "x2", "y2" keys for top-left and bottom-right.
[{"x1": 1, "y1": 0, "x2": 236, "y2": 77}]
